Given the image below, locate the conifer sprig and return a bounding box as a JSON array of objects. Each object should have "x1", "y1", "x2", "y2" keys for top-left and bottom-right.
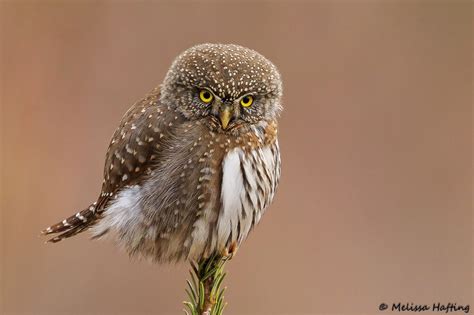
[{"x1": 184, "y1": 254, "x2": 227, "y2": 315}]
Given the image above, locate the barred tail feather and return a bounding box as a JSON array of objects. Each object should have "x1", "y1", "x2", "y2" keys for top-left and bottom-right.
[{"x1": 42, "y1": 204, "x2": 98, "y2": 243}]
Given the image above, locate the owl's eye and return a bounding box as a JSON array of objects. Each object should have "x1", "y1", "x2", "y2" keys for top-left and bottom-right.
[
  {"x1": 240, "y1": 95, "x2": 254, "y2": 107},
  {"x1": 199, "y1": 90, "x2": 213, "y2": 104}
]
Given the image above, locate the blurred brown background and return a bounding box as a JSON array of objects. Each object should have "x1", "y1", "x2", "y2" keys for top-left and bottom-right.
[{"x1": 0, "y1": 1, "x2": 472, "y2": 315}]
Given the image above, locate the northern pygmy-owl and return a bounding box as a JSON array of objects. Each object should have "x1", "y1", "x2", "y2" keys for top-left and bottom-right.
[{"x1": 43, "y1": 43, "x2": 282, "y2": 262}]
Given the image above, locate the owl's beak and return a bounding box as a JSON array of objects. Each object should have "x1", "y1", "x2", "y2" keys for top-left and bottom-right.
[{"x1": 219, "y1": 105, "x2": 232, "y2": 130}]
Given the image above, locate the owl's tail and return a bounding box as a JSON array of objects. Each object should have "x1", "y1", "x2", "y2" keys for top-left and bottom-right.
[{"x1": 41, "y1": 203, "x2": 99, "y2": 243}]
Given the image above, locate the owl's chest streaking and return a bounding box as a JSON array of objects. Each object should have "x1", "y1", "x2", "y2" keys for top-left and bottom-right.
[{"x1": 94, "y1": 108, "x2": 280, "y2": 262}]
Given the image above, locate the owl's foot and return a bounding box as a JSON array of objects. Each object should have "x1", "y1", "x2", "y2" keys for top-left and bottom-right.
[{"x1": 221, "y1": 241, "x2": 238, "y2": 261}]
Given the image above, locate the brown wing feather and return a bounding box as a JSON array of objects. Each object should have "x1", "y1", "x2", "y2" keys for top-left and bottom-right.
[{"x1": 42, "y1": 87, "x2": 182, "y2": 242}]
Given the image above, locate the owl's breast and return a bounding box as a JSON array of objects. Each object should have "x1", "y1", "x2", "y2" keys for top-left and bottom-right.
[
  {"x1": 180, "y1": 121, "x2": 281, "y2": 259},
  {"x1": 213, "y1": 136, "x2": 281, "y2": 255}
]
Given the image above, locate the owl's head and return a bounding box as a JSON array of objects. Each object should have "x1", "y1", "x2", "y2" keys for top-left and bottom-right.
[{"x1": 160, "y1": 43, "x2": 282, "y2": 131}]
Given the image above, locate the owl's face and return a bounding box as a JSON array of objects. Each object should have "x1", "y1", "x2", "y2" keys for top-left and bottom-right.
[{"x1": 160, "y1": 44, "x2": 282, "y2": 131}]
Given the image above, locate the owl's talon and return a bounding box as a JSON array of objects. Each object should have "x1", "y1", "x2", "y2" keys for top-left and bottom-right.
[{"x1": 221, "y1": 241, "x2": 238, "y2": 261}]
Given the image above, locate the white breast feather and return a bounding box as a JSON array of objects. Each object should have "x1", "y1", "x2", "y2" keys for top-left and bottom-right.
[
  {"x1": 240, "y1": 153, "x2": 259, "y2": 241},
  {"x1": 217, "y1": 143, "x2": 279, "y2": 250},
  {"x1": 217, "y1": 148, "x2": 244, "y2": 250},
  {"x1": 261, "y1": 146, "x2": 276, "y2": 192}
]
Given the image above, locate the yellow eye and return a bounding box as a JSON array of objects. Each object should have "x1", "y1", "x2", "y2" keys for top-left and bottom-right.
[
  {"x1": 240, "y1": 95, "x2": 254, "y2": 107},
  {"x1": 199, "y1": 90, "x2": 213, "y2": 104}
]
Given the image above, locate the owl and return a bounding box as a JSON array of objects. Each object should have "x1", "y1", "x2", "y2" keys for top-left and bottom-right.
[{"x1": 42, "y1": 43, "x2": 282, "y2": 262}]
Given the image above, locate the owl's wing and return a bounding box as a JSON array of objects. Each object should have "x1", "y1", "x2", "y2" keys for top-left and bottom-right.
[
  {"x1": 43, "y1": 87, "x2": 182, "y2": 242},
  {"x1": 100, "y1": 87, "x2": 172, "y2": 197}
]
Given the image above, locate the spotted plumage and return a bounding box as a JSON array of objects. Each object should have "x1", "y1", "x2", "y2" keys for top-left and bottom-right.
[{"x1": 42, "y1": 43, "x2": 283, "y2": 262}]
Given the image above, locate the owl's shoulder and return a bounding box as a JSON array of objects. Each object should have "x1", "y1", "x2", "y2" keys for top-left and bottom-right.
[
  {"x1": 100, "y1": 88, "x2": 185, "y2": 199},
  {"x1": 261, "y1": 120, "x2": 278, "y2": 146}
]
